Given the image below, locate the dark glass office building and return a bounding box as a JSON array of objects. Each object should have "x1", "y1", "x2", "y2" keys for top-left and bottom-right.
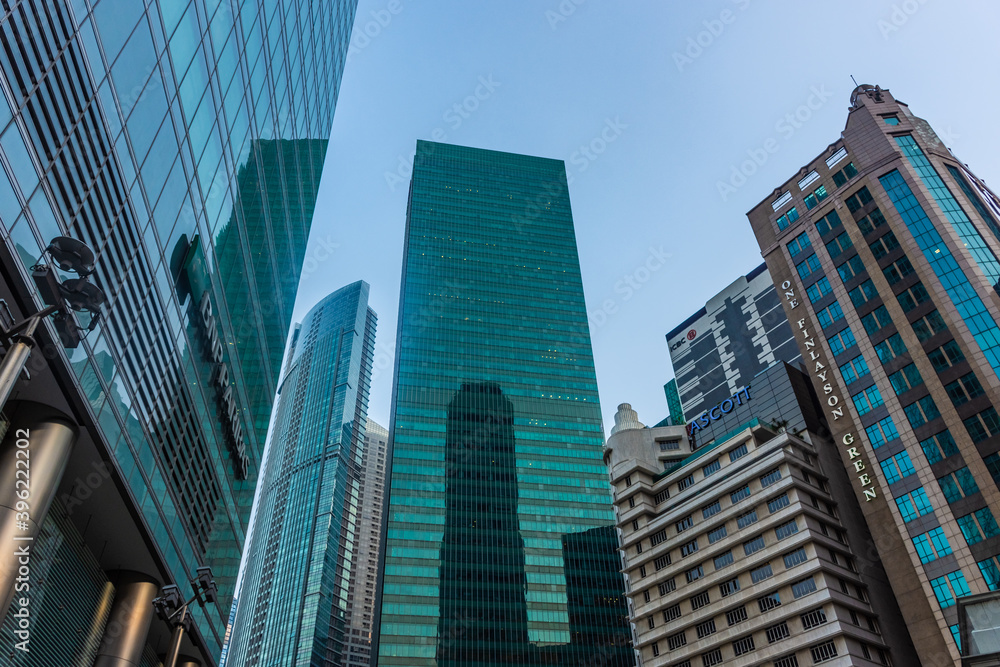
[
  {"x1": 374, "y1": 141, "x2": 633, "y2": 666},
  {"x1": 226, "y1": 281, "x2": 376, "y2": 666},
  {"x1": 0, "y1": 0, "x2": 357, "y2": 663}
]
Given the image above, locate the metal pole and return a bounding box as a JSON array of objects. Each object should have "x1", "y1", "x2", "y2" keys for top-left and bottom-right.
[
  {"x1": 164, "y1": 606, "x2": 187, "y2": 667},
  {"x1": 0, "y1": 304, "x2": 61, "y2": 412}
]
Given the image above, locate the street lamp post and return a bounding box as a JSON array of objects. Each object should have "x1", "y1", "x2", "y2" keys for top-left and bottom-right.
[
  {"x1": 153, "y1": 567, "x2": 219, "y2": 667},
  {"x1": 0, "y1": 236, "x2": 104, "y2": 410}
]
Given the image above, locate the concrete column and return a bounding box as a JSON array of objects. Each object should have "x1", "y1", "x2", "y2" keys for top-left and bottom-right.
[
  {"x1": 93, "y1": 571, "x2": 160, "y2": 667},
  {"x1": 0, "y1": 401, "x2": 76, "y2": 618}
]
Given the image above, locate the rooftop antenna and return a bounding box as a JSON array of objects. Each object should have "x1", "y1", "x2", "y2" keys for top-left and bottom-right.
[{"x1": 850, "y1": 74, "x2": 859, "y2": 87}]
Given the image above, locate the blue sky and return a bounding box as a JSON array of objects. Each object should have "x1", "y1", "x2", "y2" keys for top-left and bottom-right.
[{"x1": 292, "y1": 0, "x2": 1000, "y2": 433}]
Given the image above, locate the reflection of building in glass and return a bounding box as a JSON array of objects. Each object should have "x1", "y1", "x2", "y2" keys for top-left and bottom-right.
[
  {"x1": 438, "y1": 382, "x2": 531, "y2": 665},
  {"x1": 226, "y1": 281, "x2": 376, "y2": 666},
  {"x1": 0, "y1": 0, "x2": 357, "y2": 663},
  {"x1": 374, "y1": 141, "x2": 633, "y2": 666}
]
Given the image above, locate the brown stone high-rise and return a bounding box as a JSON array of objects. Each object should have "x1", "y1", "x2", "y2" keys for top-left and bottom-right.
[{"x1": 748, "y1": 84, "x2": 1000, "y2": 664}]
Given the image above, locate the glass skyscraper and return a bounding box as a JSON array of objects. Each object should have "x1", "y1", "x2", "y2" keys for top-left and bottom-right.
[
  {"x1": 227, "y1": 280, "x2": 376, "y2": 666},
  {"x1": 748, "y1": 84, "x2": 1000, "y2": 663},
  {"x1": 374, "y1": 141, "x2": 633, "y2": 666},
  {"x1": 0, "y1": 0, "x2": 357, "y2": 663}
]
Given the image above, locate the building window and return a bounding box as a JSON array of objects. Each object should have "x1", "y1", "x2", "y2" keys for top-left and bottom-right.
[
  {"x1": 807, "y1": 276, "x2": 833, "y2": 304},
  {"x1": 766, "y1": 621, "x2": 791, "y2": 643},
  {"x1": 817, "y1": 301, "x2": 846, "y2": 328},
  {"x1": 828, "y1": 326, "x2": 857, "y2": 355},
  {"x1": 883, "y1": 114, "x2": 900, "y2": 125},
  {"x1": 801, "y1": 607, "x2": 828, "y2": 630},
  {"x1": 702, "y1": 501, "x2": 721, "y2": 519},
  {"x1": 805, "y1": 184, "x2": 829, "y2": 210},
  {"x1": 957, "y1": 508, "x2": 1000, "y2": 545},
  {"x1": 879, "y1": 450, "x2": 916, "y2": 484},
  {"x1": 750, "y1": 563, "x2": 774, "y2": 583},
  {"x1": 897, "y1": 281, "x2": 932, "y2": 313},
  {"x1": 690, "y1": 590, "x2": 710, "y2": 610},
  {"x1": 945, "y1": 372, "x2": 985, "y2": 406},
  {"x1": 848, "y1": 279, "x2": 878, "y2": 307},
  {"x1": 930, "y1": 571, "x2": 972, "y2": 609},
  {"x1": 912, "y1": 310, "x2": 948, "y2": 341},
  {"x1": 774, "y1": 654, "x2": 800, "y2": 667},
  {"x1": 775, "y1": 519, "x2": 799, "y2": 540},
  {"x1": 701, "y1": 648, "x2": 723, "y2": 667},
  {"x1": 639, "y1": 565, "x2": 647, "y2": 578},
  {"x1": 651, "y1": 529, "x2": 668, "y2": 547},
  {"x1": 837, "y1": 254, "x2": 866, "y2": 282},
  {"x1": 846, "y1": 185, "x2": 874, "y2": 213},
  {"x1": 744, "y1": 535, "x2": 766, "y2": 556},
  {"x1": 737, "y1": 508, "x2": 759, "y2": 529},
  {"x1": 883, "y1": 256, "x2": 916, "y2": 286},
  {"x1": 675, "y1": 516, "x2": 693, "y2": 534},
  {"x1": 685, "y1": 565, "x2": 704, "y2": 583},
  {"x1": 768, "y1": 494, "x2": 790, "y2": 513},
  {"x1": 708, "y1": 525, "x2": 728, "y2": 545},
  {"x1": 659, "y1": 439, "x2": 681, "y2": 451},
  {"x1": 787, "y1": 231, "x2": 812, "y2": 257},
  {"x1": 978, "y1": 557, "x2": 1000, "y2": 591},
  {"x1": 811, "y1": 640, "x2": 839, "y2": 663},
  {"x1": 654, "y1": 489, "x2": 670, "y2": 504},
  {"x1": 654, "y1": 554, "x2": 672, "y2": 570},
  {"x1": 663, "y1": 602, "x2": 681, "y2": 621},
  {"x1": 760, "y1": 468, "x2": 783, "y2": 488},
  {"x1": 647, "y1": 616, "x2": 655, "y2": 630},
  {"x1": 964, "y1": 407, "x2": 1000, "y2": 443},
  {"x1": 730, "y1": 485, "x2": 751, "y2": 504},
  {"x1": 895, "y1": 487, "x2": 934, "y2": 522},
  {"x1": 938, "y1": 467, "x2": 980, "y2": 503},
  {"x1": 792, "y1": 577, "x2": 817, "y2": 599},
  {"x1": 729, "y1": 443, "x2": 749, "y2": 462},
  {"x1": 919, "y1": 430, "x2": 959, "y2": 464},
  {"x1": 702, "y1": 458, "x2": 721, "y2": 477},
  {"x1": 796, "y1": 254, "x2": 822, "y2": 280},
  {"x1": 904, "y1": 395, "x2": 941, "y2": 428},
  {"x1": 912, "y1": 527, "x2": 954, "y2": 563},
  {"x1": 874, "y1": 333, "x2": 906, "y2": 363},
  {"x1": 832, "y1": 161, "x2": 858, "y2": 187},
  {"x1": 733, "y1": 635, "x2": 756, "y2": 657},
  {"x1": 726, "y1": 606, "x2": 748, "y2": 626},
  {"x1": 929, "y1": 340, "x2": 965, "y2": 371},
  {"x1": 869, "y1": 230, "x2": 901, "y2": 260},
  {"x1": 852, "y1": 385, "x2": 884, "y2": 416},
  {"x1": 865, "y1": 416, "x2": 899, "y2": 448},
  {"x1": 696, "y1": 618, "x2": 717, "y2": 639},
  {"x1": 758, "y1": 591, "x2": 781, "y2": 613},
  {"x1": 783, "y1": 547, "x2": 808, "y2": 569},
  {"x1": 680, "y1": 539, "x2": 699, "y2": 558},
  {"x1": 659, "y1": 579, "x2": 676, "y2": 595},
  {"x1": 861, "y1": 305, "x2": 892, "y2": 335},
  {"x1": 839, "y1": 354, "x2": 870, "y2": 384},
  {"x1": 816, "y1": 209, "x2": 843, "y2": 235},
  {"x1": 775, "y1": 206, "x2": 800, "y2": 230},
  {"x1": 650, "y1": 643, "x2": 659, "y2": 657},
  {"x1": 715, "y1": 552, "x2": 735, "y2": 572},
  {"x1": 667, "y1": 630, "x2": 687, "y2": 650},
  {"x1": 825, "y1": 231, "x2": 853, "y2": 259},
  {"x1": 888, "y1": 363, "x2": 923, "y2": 395},
  {"x1": 678, "y1": 474, "x2": 695, "y2": 492},
  {"x1": 857, "y1": 207, "x2": 888, "y2": 235}
]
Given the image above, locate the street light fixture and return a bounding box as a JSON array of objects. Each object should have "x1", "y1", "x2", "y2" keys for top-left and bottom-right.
[
  {"x1": 0, "y1": 236, "x2": 104, "y2": 411},
  {"x1": 153, "y1": 567, "x2": 219, "y2": 667}
]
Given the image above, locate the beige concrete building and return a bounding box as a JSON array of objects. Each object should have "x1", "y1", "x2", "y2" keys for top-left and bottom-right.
[
  {"x1": 748, "y1": 84, "x2": 1000, "y2": 664},
  {"x1": 606, "y1": 394, "x2": 918, "y2": 666}
]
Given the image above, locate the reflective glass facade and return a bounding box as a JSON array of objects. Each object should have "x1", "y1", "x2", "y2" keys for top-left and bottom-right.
[
  {"x1": 375, "y1": 141, "x2": 633, "y2": 666},
  {"x1": 228, "y1": 281, "x2": 376, "y2": 666},
  {"x1": 0, "y1": 0, "x2": 357, "y2": 660}
]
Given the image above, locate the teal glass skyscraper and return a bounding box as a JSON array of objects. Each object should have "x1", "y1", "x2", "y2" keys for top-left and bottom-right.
[
  {"x1": 374, "y1": 141, "x2": 633, "y2": 666},
  {"x1": 227, "y1": 281, "x2": 377, "y2": 666},
  {"x1": 0, "y1": 0, "x2": 357, "y2": 663}
]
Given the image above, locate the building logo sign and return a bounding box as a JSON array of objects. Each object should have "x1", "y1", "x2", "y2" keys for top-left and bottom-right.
[
  {"x1": 198, "y1": 291, "x2": 250, "y2": 480},
  {"x1": 687, "y1": 329, "x2": 697, "y2": 341},
  {"x1": 688, "y1": 386, "x2": 752, "y2": 435},
  {"x1": 781, "y1": 280, "x2": 876, "y2": 502}
]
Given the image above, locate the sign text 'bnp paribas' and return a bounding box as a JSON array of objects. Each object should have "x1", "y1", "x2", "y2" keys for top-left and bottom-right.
[{"x1": 199, "y1": 291, "x2": 250, "y2": 479}]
